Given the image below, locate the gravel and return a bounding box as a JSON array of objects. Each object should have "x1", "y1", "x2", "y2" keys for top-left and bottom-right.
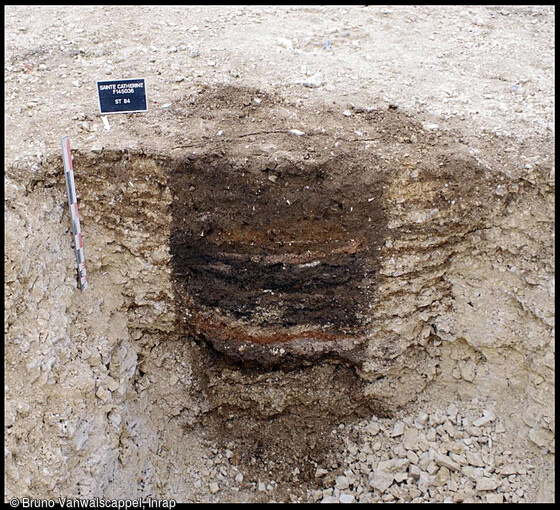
[{"x1": 306, "y1": 401, "x2": 538, "y2": 503}]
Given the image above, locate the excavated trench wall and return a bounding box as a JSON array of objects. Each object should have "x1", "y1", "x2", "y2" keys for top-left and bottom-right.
[{"x1": 5, "y1": 87, "x2": 554, "y2": 498}]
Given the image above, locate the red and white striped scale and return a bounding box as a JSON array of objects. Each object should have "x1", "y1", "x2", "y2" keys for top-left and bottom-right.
[{"x1": 61, "y1": 136, "x2": 88, "y2": 290}]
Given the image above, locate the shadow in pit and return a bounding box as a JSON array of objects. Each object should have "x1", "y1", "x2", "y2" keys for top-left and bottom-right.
[{"x1": 186, "y1": 338, "x2": 392, "y2": 493}]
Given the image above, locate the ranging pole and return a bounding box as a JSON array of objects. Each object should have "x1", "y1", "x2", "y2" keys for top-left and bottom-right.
[{"x1": 61, "y1": 136, "x2": 88, "y2": 290}]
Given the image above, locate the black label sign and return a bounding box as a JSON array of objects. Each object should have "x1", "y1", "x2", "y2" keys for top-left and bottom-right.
[{"x1": 96, "y1": 78, "x2": 148, "y2": 114}]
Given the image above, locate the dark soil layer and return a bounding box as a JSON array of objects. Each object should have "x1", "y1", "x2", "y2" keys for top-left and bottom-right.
[{"x1": 168, "y1": 99, "x2": 394, "y2": 367}]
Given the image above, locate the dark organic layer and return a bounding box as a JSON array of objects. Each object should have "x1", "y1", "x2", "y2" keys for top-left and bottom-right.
[{"x1": 169, "y1": 149, "x2": 386, "y2": 364}]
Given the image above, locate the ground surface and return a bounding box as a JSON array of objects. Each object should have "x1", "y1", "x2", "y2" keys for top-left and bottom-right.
[{"x1": 4, "y1": 5, "x2": 555, "y2": 504}]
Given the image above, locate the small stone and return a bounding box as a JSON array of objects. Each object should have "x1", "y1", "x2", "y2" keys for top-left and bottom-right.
[
  {"x1": 95, "y1": 387, "x2": 110, "y2": 401},
  {"x1": 87, "y1": 352, "x2": 101, "y2": 367},
  {"x1": 407, "y1": 451, "x2": 419, "y2": 465},
  {"x1": 466, "y1": 451, "x2": 485, "y2": 467},
  {"x1": 427, "y1": 461, "x2": 439, "y2": 475},
  {"x1": 473, "y1": 410, "x2": 496, "y2": 427},
  {"x1": 417, "y1": 411, "x2": 429, "y2": 425},
  {"x1": 235, "y1": 473, "x2": 243, "y2": 484},
  {"x1": 462, "y1": 465, "x2": 482, "y2": 481},
  {"x1": 301, "y1": 74, "x2": 323, "y2": 88},
  {"x1": 90, "y1": 145, "x2": 103, "y2": 154},
  {"x1": 423, "y1": 123, "x2": 439, "y2": 131},
  {"x1": 453, "y1": 491, "x2": 467, "y2": 503},
  {"x1": 443, "y1": 421, "x2": 455, "y2": 437},
  {"x1": 335, "y1": 476, "x2": 351, "y2": 490},
  {"x1": 342, "y1": 110, "x2": 353, "y2": 117},
  {"x1": 209, "y1": 482, "x2": 219, "y2": 494},
  {"x1": 276, "y1": 37, "x2": 293, "y2": 50},
  {"x1": 409, "y1": 465, "x2": 422, "y2": 479},
  {"x1": 258, "y1": 482, "x2": 266, "y2": 491},
  {"x1": 403, "y1": 427, "x2": 418, "y2": 449},
  {"x1": 190, "y1": 49, "x2": 200, "y2": 58},
  {"x1": 289, "y1": 129, "x2": 305, "y2": 136},
  {"x1": 366, "y1": 422, "x2": 380, "y2": 436},
  {"x1": 459, "y1": 360, "x2": 476, "y2": 381},
  {"x1": 339, "y1": 494, "x2": 355, "y2": 504},
  {"x1": 394, "y1": 458, "x2": 409, "y2": 471},
  {"x1": 499, "y1": 464, "x2": 517, "y2": 476},
  {"x1": 449, "y1": 453, "x2": 467, "y2": 466},
  {"x1": 377, "y1": 459, "x2": 394, "y2": 473},
  {"x1": 108, "y1": 411, "x2": 121, "y2": 427},
  {"x1": 315, "y1": 468, "x2": 328, "y2": 478},
  {"x1": 175, "y1": 76, "x2": 185, "y2": 83},
  {"x1": 370, "y1": 471, "x2": 394, "y2": 493},
  {"x1": 426, "y1": 428, "x2": 437, "y2": 442},
  {"x1": 394, "y1": 472, "x2": 408, "y2": 483},
  {"x1": 391, "y1": 421, "x2": 405, "y2": 437},
  {"x1": 17, "y1": 402, "x2": 30, "y2": 415},
  {"x1": 418, "y1": 472, "x2": 435, "y2": 494},
  {"x1": 433, "y1": 452, "x2": 460, "y2": 472},
  {"x1": 169, "y1": 374, "x2": 179, "y2": 385},
  {"x1": 434, "y1": 466, "x2": 450, "y2": 486},
  {"x1": 106, "y1": 377, "x2": 119, "y2": 392},
  {"x1": 476, "y1": 477, "x2": 499, "y2": 492},
  {"x1": 418, "y1": 454, "x2": 431, "y2": 471}
]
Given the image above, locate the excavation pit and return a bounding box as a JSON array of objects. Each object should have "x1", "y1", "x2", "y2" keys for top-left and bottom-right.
[{"x1": 26, "y1": 85, "x2": 519, "y2": 497}]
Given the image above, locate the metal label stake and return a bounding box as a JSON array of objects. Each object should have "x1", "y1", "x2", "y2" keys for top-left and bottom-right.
[{"x1": 61, "y1": 136, "x2": 88, "y2": 290}]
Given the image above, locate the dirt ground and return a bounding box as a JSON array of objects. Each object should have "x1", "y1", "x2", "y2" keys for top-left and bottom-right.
[{"x1": 4, "y1": 5, "x2": 555, "y2": 504}]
